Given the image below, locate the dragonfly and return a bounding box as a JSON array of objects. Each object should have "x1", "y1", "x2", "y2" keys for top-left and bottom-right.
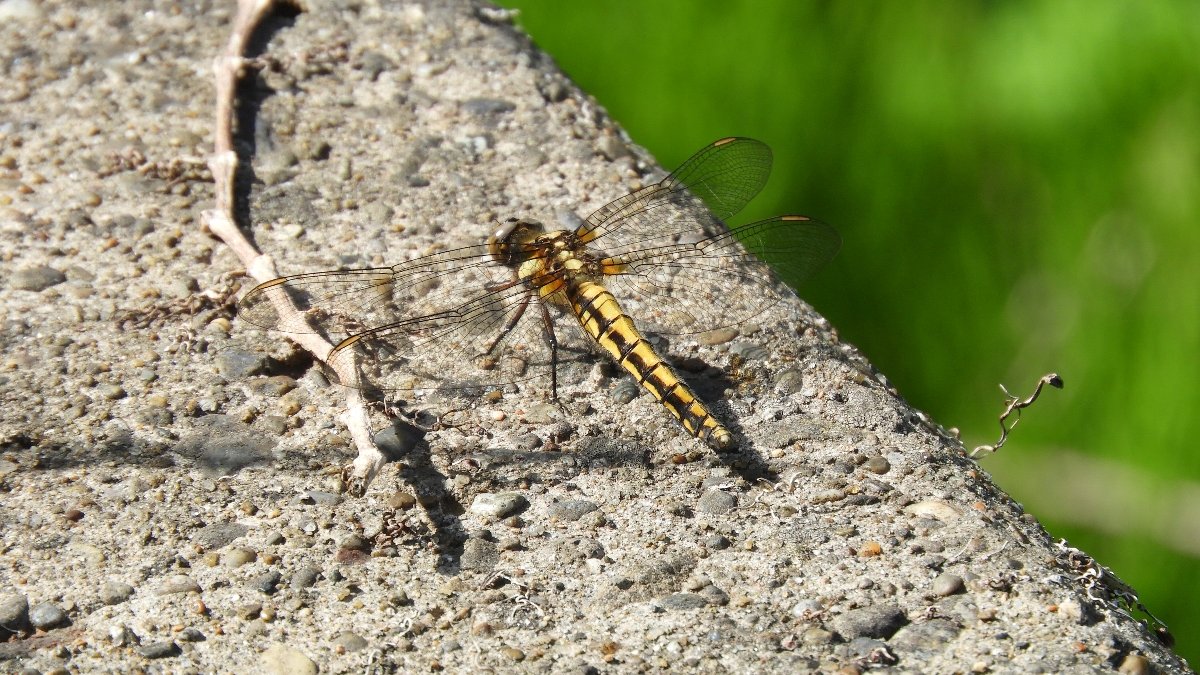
[{"x1": 238, "y1": 137, "x2": 841, "y2": 450}]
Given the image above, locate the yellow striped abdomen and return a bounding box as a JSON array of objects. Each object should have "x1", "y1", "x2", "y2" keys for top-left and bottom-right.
[{"x1": 564, "y1": 280, "x2": 734, "y2": 451}]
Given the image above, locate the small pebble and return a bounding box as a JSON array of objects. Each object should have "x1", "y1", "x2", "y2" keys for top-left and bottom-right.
[
  {"x1": 904, "y1": 500, "x2": 962, "y2": 523},
  {"x1": 178, "y1": 627, "x2": 206, "y2": 642},
  {"x1": 29, "y1": 602, "x2": 68, "y2": 630},
  {"x1": 386, "y1": 492, "x2": 417, "y2": 510},
  {"x1": 297, "y1": 490, "x2": 340, "y2": 506},
  {"x1": 97, "y1": 384, "x2": 126, "y2": 400},
  {"x1": 470, "y1": 492, "x2": 528, "y2": 518},
  {"x1": 729, "y1": 341, "x2": 768, "y2": 360},
  {"x1": 215, "y1": 348, "x2": 269, "y2": 379},
  {"x1": 611, "y1": 379, "x2": 640, "y2": 404},
  {"x1": 773, "y1": 369, "x2": 805, "y2": 393},
  {"x1": 596, "y1": 134, "x2": 630, "y2": 160},
  {"x1": 704, "y1": 535, "x2": 731, "y2": 550},
  {"x1": 858, "y1": 541, "x2": 883, "y2": 557},
  {"x1": 811, "y1": 488, "x2": 846, "y2": 504},
  {"x1": 830, "y1": 605, "x2": 907, "y2": 640},
  {"x1": 931, "y1": 573, "x2": 965, "y2": 597},
  {"x1": 698, "y1": 328, "x2": 738, "y2": 345},
  {"x1": 699, "y1": 586, "x2": 730, "y2": 606},
  {"x1": 460, "y1": 537, "x2": 499, "y2": 571},
  {"x1": 500, "y1": 646, "x2": 526, "y2": 661},
  {"x1": 225, "y1": 548, "x2": 257, "y2": 568},
  {"x1": 334, "y1": 630, "x2": 368, "y2": 652},
  {"x1": 335, "y1": 548, "x2": 370, "y2": 565},
  {"x1": 340, "y1": 534, "x2": 370, "y2": 551},
  {"x1": 661, "y1": 593, "x2": 708, "y2": 611},
  {"x1": 697, "y1": 489, "x2": 736, "y2": 515},
  {"x1": 9, "y1": 265, "x2": 66, "y2": 291},
  {"x1": 522, "y1": 403, "x2": 558, "y2": 424},
  {"x1": 374, "y1": 422, "x2": 421, "y2": 457},
  {"x1": 547, "y1": 499, "x2": 599, "y2": 522},
  {"x1": 463, "y1": 97, "x2": 516, "y2": 116},
  {"x1": 249, "y1": 571, "x2": 282, "y2": 594},
  {"x1": 261, "y1": 643, "x2": 319, "y2": 675},
  {"x1": 100, "y1": 581, "x2": 135, "y2": 605},
  {"x1": 157, "y1": 576, "x2": 201, "y2": 595},
  {"x1": 138, "y1": 641, "x2": 180, "y2": 659},
  {"x1": 237, "y1": 603, "x2": 263, "y2": 620},
  {"x1": 291, "y1": 566, "x2": 322, "y2": 590},
  {"x1": 802, "y1": 627, "x2": 836, "y2": 645},
  {"x1": 247, "y1": 375, "x2": 298, "y2": 397},
  {"x1": 865, "y1": 455, "x2": 891, "y2": 474},
  {"x1": 193, "y1": 522, "x2": 249, "y2": 550},
  {"x1": 514, "y1": 433, "x2": 542, "y2": 450},
  {"x1": 109, "y1": 624, "x2": 138, "y2": 647},
  {"x1": 1118, "y1": 654, "x2": 1152, "y2": 675},
  {"x1": 791, "y1": 599, "x2": 823, "y2": 619},
  {"x1": 0, "y1": 593, "x2": 30, "y2": 630},
  {"x1": 279, "y1": 396, "x2": 302, "y2": 416}
]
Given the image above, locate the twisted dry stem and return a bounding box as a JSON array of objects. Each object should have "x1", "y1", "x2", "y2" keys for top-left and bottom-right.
[
  {"x1": 201, "y1": 0, "x2": 387, "y2": 495},
  {"x1": 971, "y1": 372, "x2": 1064, "y2": 458}
]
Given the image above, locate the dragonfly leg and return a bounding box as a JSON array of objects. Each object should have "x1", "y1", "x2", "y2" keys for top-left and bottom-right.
[
  {"x1": 537, "y1": 298, "x2": 565, "y2": 408},
  {"x1": 483, "y1": 288, "x2": 531, "y2": 355}
]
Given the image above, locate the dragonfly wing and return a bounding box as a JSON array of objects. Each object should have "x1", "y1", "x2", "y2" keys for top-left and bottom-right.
[
  {"x1": 237, "y1": 244, "x2": 594, "y2": 394},
  {"x1": 577, "y1": 137, "x2": 772, "y2": 248},
  {"x1": 238, "y1": 267, "x2": 398, "y2": 335},
  {"x1": 604, "y1": 216, "x2": 841, "y2": 335},
  {"x1": 322, "y1": 281, "x2": 545, "y2": 392},
  {"x1": 238, "y1": 243, "x2": 504, "y2": 337},
  {"x1": 326, "y1": 284, "x2": 602, "y2": 394}
]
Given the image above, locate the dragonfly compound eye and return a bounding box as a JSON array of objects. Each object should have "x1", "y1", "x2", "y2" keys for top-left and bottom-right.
[{"x1": 488, "y1": 218, "x2": 544, "y2": 264}]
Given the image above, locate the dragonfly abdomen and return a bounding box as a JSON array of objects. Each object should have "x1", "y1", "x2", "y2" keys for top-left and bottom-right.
[{"x1": 566, "y1": 280, "x2": 735, "y2": 451}]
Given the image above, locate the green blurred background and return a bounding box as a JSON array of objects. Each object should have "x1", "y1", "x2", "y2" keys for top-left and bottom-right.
[{"x1": 499, "y1": 0, "x2": 1199, "y2": 660}]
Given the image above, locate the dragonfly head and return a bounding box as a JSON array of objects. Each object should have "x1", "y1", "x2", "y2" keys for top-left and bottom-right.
[{"x1": 488, "y1": 217, "x2": 546, "y2": 265}]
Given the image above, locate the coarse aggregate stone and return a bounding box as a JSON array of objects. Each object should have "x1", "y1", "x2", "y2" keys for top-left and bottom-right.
[
  {"x1": 26, "y1": 604, "x2": 68, "y2": 631},
  {"x1": 98, "y1": 580, "x2": 135, "y2": 606},
  {"x1": 0, "y1": 0, "x2": 1188, "y2": 673},
  {"x1": 7, "y1": 265, "x2": 66, "y2": 292},
  {"x1": 546, "y1": 498, "x2": 599, "y2": 522}
]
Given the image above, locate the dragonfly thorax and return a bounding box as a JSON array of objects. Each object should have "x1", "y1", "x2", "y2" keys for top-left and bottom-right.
[{"x1": 489, "y1": 218, "x2": 605, "y2": 285}]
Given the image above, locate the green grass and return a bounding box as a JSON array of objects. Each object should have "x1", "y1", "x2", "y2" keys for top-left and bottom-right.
[{"x1": 500, "y1": 0, "x2": 1200, "y2": 661}]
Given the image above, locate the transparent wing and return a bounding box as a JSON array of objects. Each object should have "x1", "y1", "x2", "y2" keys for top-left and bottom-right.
[
  {"x1": 238, "y1": 245, "x2": 596, "y2": 393},
  {"x1": 238, "y1": 243, "x2": 503, "y2": 335},
  {"x1": 580, "y1": 138, "x2": 839, "y2": 334},
  {"x1": 576, "y1": 137, "x2": 772, "y2": 249},
  {"x1": 324, "y1": 282, "x2": 595, "y2": 394},
  {"x1": 603, "y1": 215, "x2": 841, "y2": 334}
]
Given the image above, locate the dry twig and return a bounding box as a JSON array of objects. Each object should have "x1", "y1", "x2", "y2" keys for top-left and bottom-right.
[
  {"x1": 971, "y1": 372, "x2": 1064, "y2": 458},
  {"x1": 200, "y1": 0, "x2": 388, "y2": 495}
]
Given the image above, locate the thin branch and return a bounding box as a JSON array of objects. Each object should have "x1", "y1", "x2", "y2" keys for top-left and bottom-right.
[
  {"x1": 971, "y1": 372, "x2": 1064, "y2": 458},
  {"x1": 200, "y1": 0, "x2": 387, "y2": 495}
]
